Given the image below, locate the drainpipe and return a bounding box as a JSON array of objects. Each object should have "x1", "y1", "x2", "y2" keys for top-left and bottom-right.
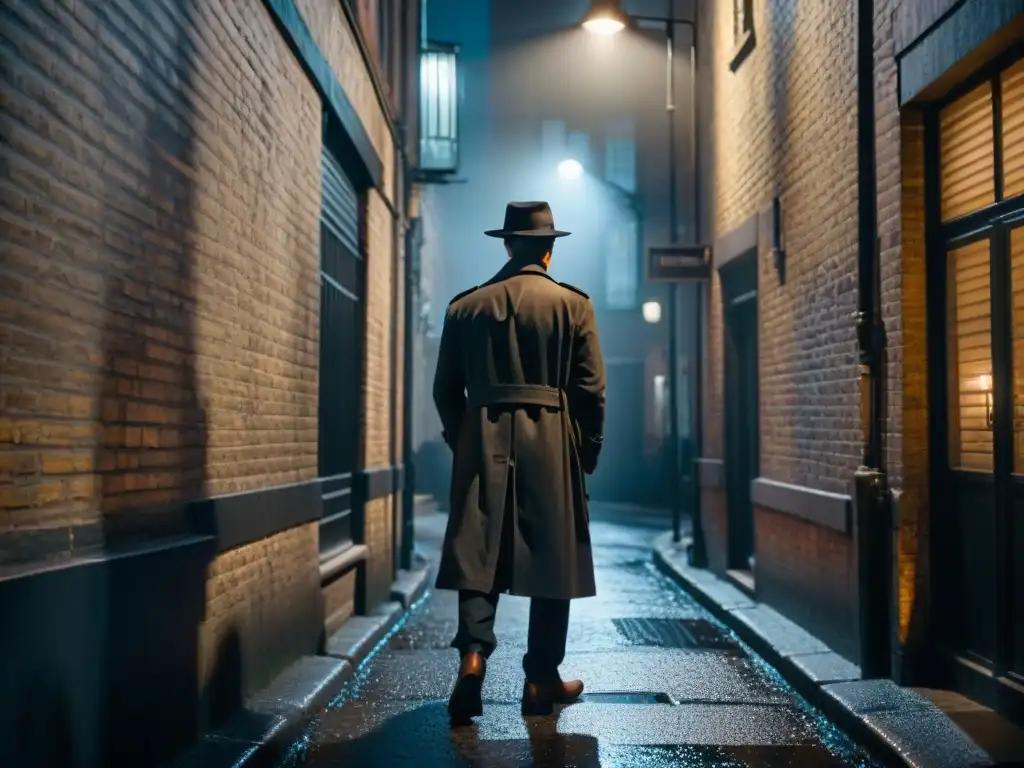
[
  {"x1": 400, "y1": 139, "x2": 417, "y2": 571},
  {"x1": 398, "y1": 1, "x2": 424, "y2": 572},
  {"x1": 853, "y1": 0, "x2": 891, "y2": 679}
]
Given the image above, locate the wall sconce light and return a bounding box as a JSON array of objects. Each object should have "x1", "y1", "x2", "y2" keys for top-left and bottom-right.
[
  {"x1": 770, "y1": 196, "x2": 786, "y2": 284},
  {"x1": 642, "y1": 300, "x2": 662, "y2": 324},
  {"x1": 978, "y1": 374, "x2": 994, "y2": 429}
]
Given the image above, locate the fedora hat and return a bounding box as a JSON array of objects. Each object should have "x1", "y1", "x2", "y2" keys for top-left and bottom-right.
[{"x1": 484, "y1": 201, "x2": 571, "y2": 238}]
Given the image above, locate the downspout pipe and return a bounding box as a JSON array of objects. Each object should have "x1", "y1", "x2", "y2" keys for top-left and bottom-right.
[
  {"x1": 399, "y1": 1, "x2": 424, "y2": 571},
  {"x1": 390, "y1": 127, "x2": 401, "y2": 580},
  {"x1": 854, "y1": 0, "x2": 892, "y2": 679},
  {"x1": 400, "y1": 123, "x2": 417, "y2": 571}
]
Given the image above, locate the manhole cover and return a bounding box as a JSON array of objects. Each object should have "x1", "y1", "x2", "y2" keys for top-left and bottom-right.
[
  {"x1": 612, "y1": 618, "x2": 741, "y2": 652},
  {"x1": 582, "y1": 691, "x2": 675, "y2": 705}
]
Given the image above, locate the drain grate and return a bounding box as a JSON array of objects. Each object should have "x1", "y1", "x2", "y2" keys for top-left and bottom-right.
[
  {"x1": 582, "y1": 691, "x2": 676, "y2": 705},
  {"x1": 612, "y1": 618, "x2": 742, "y2": 652}
]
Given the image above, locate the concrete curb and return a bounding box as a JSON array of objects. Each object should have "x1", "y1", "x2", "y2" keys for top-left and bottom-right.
[
  {"x1": 652, "y1": 532, "x2": 995, "y2": 768},
  {"x1": 166, "y1": 563, "x2": 432, "y2": 768}
]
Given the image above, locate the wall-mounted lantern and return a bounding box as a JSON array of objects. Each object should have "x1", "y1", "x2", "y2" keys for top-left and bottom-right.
[
  {"x1": 978, "y1": 373, "x2": 994, "y2": 429},
  {"x1": 418, "y1": 42, "x2": 460, "y2": 179}
]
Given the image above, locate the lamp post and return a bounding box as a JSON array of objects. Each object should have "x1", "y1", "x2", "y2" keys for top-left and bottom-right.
[{"x1": 582, "y1": 0, "x2": 707, "y2": 565}]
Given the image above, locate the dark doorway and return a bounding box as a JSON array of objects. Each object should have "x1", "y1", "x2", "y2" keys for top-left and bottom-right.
[
  {"x1": 722, "y1": 254, "x2": 759, "y2": 588},
  {"x1": 318, "y1": 141, "x2": 365, "y2": 560}
]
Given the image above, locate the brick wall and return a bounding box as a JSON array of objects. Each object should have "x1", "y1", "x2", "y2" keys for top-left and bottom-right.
[
  {"x1": 696, "y1": 0, "x2": 865, "y2": 655},
  {"x1": 754, "y1": 505, "x2": 859, "y2": 660},
  {"x1": 894, "y1": 110, "x2": 931, "y2": 653},
  {"x1": 1, "y1": 0, "x2": 320, "y2": 545},
  {"x1": 696, "y1": 0, "x2": 939, "y2": 665},
  {"x1": 0, "y1": 0, "x2": 331, "y2": 752},
  {"x1": 294, "y1": 0, "x2": 395, "y2": 200},
  {"x1": 876, "y1": 0, "x2": 934, "y2": 658},
  {"x1": 705, "y1": 0, "x2": 863, "y2": 493}
]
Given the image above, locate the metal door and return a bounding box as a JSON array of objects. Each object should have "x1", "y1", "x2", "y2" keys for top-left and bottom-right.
[
  {"x1": 318, "y1": 144, "x2": 364, "y2": 559},
  {"x1": 724, "y1": 290, "x2": 758, "y2": 572},
  {"x1": 721, "y1": 253, "x2": 758, "y2": 575}
]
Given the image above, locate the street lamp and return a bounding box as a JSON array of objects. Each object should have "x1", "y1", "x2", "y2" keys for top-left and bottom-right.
[
  {"x1": 581, "y1": 0, "x2": 628, "y2": 35},
  {"x1": 642, "y1": 301, "x2": 662, "y2": 324},
  {"x1": 557, "y1": 158, "x2": 584, "y2": 180},
  {"x1": 581, "y1": 0, "x2": 707, "y2": 566}
]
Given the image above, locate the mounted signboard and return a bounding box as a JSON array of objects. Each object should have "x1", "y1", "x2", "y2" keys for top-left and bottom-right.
[{"x1": 646, "y1": 244, "x2": 712, "y2": 283}]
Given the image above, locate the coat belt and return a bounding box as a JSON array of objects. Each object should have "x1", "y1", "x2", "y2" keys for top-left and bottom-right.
[{"x1": 469, "y1": 384, "x2": 564, "y2": 410}]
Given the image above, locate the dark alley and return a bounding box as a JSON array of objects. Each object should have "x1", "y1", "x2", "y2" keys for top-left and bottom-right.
[
  {"x1": 262, "y1": 509, "x2": 879, "y2": 768},
  {"x1": 4, "y1": 1, "x2": 1024, "y2": 767}
]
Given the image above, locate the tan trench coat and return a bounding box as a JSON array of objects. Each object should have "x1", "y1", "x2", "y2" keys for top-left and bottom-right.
[{"x1": 432, "y1": 260, "x2": 607, "y2": 600}]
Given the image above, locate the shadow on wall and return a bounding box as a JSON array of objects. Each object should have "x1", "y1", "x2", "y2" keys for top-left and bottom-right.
[{"x1": 0, "y1": 2, "x2": 233, "y2": 766}]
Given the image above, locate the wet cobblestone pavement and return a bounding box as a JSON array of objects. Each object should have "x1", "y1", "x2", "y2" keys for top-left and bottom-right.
[{"x1": 281, "y1": 511, "x2": 881, "y2": 767}]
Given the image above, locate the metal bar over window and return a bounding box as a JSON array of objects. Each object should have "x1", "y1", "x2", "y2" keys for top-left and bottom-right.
[{"x1": 419, "y1": 42, "x2": 459, "y2": 173}]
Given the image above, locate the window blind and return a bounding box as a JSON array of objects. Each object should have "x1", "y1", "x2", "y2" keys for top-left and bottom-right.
[{"x1": 940, "y1": 82, "x2": 996, "y2": 222}]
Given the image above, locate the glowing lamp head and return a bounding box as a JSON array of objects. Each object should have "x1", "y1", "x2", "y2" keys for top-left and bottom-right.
[
  {"x1": 583, "y1": 17, "x2": 626, "y2": 35},
  {"x1": 581, "y1": 0, "x2": 629, "y2": 35},
  {"x1": 557, "y1": 158, "x2": 584, "y2": 181},
  {"x1": 642, "y1": 301, "x2": 662, "y2": 324}
]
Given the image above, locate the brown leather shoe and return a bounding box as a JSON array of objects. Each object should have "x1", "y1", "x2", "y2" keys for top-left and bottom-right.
[
  {"x1": 448, "y1": 652, "x2": 486, "y2": 725},
  {"x1": 521, "y1": 678, "x2": 585, "y2": 716}
]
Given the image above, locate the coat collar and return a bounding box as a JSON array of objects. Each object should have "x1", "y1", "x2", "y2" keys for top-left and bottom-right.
[{"x1": 486, "y1": 259, "x2": 555, "y2": 285}]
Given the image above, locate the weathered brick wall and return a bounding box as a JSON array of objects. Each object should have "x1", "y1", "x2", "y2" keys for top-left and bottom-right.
[
  {"x1": 894, "y1": 110, "x2": 930, "y2": 654},
  {"x1": 754, "y1": 505, "x2": 859, "y2": 660},
  {"x1": 699, "y1": 0, "x2": 862, "y2": 493},
  {"x1": 1, "y1": 0, "x2": 325, "y2": 741},
  {"x1": 294, "y1": 0, "x2": 395, "y2": 202},
  {"x1": 697, "y1": 0, "x2": 935, "y2": 663},
  {"x1": 877, "y1": 0, "x2": 906, "y2": 490},
  {"x1": 1, "y1": 0, "x2": 320, "y2": 544},
  {"x1": 200, "y1": 522, "x2": 321, "y2": 709},
  {"x1": 877, "y1": 0, "x2": 934, "y2": 660}
]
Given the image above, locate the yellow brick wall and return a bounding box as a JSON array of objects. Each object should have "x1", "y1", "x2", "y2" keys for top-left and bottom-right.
[
  {"x1": 294, "y1": 0, "x2": 395, "y2": 202},
  {"x1": 1, "y1": 0, "x2": 331, "y2": 723},
  {"x1": 199, "y1": 522, "x2": 321, "y2": 705},
  {"x1": 0, "y1": 0, "x2": 320, "y2": 558}
]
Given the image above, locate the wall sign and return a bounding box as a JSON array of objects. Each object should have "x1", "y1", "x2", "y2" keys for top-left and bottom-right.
[{"x1": 646, "y1": 244, "x2": 712, "y2": 283}]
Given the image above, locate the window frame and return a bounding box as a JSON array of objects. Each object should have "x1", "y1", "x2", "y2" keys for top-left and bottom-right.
[{"x1": 924, "y1": 46, "x2": 1024, "y2": 719}]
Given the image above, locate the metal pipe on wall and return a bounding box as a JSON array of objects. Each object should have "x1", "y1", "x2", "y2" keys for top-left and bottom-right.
[
  {"x1": 665, "y1": 3, "x2": 683, "y2": 544},
  {"x1": 398, "y1": 0, "x2": 425, "y2": 572},
  {"x1": 853, "y1": 0, "x2": 891, "y2": 680},
  {"x1": 687, "y1": 18, "x2": 707, "y2": 568}
]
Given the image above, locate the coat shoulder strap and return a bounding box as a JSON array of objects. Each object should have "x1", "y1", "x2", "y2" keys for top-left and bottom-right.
[
  {"x1": 558, "y1": 281, "x2": 590, "y2": 301},
  {"x1": 448, "y1": 285, "x2": 480, "y2": 306}
]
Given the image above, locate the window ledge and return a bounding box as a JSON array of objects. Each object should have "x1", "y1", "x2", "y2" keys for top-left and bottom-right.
[{"x1": 730, "y1": 29, "x2": 756, "y2": 73}]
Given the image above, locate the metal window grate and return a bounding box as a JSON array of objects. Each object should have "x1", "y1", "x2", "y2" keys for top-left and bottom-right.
[{"x1": 419, "y1": 43, "x2": 459, "y2": 173}]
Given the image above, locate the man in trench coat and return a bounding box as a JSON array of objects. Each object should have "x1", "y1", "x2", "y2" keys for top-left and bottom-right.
[{"x1": 432, "y1": 201, "x2": 607, "y2": 724}]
